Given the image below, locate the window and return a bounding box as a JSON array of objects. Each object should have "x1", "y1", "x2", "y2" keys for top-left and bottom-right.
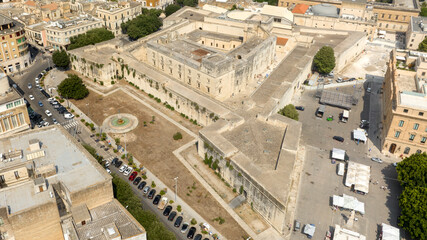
[
  {"x1": 197, "y1": 82, "x2": 200, "y2": 88},
  {"x1": 398, "y1": 120, "x2": 404, "y2": 127},
  {"x1": 419, "y1": 112, "x2": 424, "y2": 116},
  {"x1": 207, "y1": 87, "x2": 210, "y2": 93},
  {"x1": 3, "y1": 118, "x2": 9, "y2": 131},
  {"x1": 18, "y1": 113, "x2": 24, "y2": 126},
  {"x1": 403, "y1": 109, "x2": 408, "y2": 113},
  {"x1": 395, "y1": 16, "x2": 398, "y2": 20},
  {"x1": 394, "y1": 131, "x2": 400, "y2": 138},
  {"x1": 0, "y1": 175, "x2": 4, "y2": 183},
  {"x1": 409, "y1": 134, "x2": 415, "y2": 141},
  {"x1": 6, "y1": 103, "x2": 13, "y2": 109},
  {"x1": 404, "y1": 147, "x2": 410, "y2": 154},
  {"x1": 14, "y1": 100, "x2": 20, "y2": 106},
  {"x1": 414, "y1": 123, "x2": 419, "y2": 130},
  {"x1": 421, "y1": 137, "x2": 426, "y2": 143},
  {"x1": 422, "y1": 72, "x2": 426, "y2": 76},
  {"x1": 416, "y1": 149, "x2": 422, "y2": 154},
  {"x1": 10, "y1": 115, "x2": 17, "y2": 128},
  {"x1": 14, "y1": 171, "x2": 19, "y2": 179},
  {"x1": 411, "y1": 39, "x2": 414, "y2": 42}
]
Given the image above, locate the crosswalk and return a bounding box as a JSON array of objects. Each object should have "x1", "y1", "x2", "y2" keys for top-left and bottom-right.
[{"x1": 62, "y1": 120, "x2": 78, "y2": 130}]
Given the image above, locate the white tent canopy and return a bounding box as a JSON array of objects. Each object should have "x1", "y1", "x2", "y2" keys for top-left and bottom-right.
[
  {"x1": 345, "y1": 162, "x2": 370, "y2": 193},
  {"x1": 382, "y1": 223, "x2": 400, "y2": 240},
  {"x1": 332, "y1": 194, "x2": 365, "y2": 215},
  {"x1": 333, "y1": 225, "x2": 366, "y2": 240},
  {"x1": 337, "y1": 163, "x2": 345, "y2": 176},
  {"x1": 353, "y1": 129, "x2": 367, "y2": 143},
  {"x1": 332, "y1": 148, "x2": 346, "y2": 161}
]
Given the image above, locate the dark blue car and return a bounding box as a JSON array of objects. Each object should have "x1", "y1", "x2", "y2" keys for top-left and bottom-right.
[{"x1": 38, "y1": 101, "x2": 43, "y2": 107}]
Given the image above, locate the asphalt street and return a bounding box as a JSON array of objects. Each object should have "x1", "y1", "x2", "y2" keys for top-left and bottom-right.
[{"x1": 9, "y1": 53, "x2": 68, "y2": 127}]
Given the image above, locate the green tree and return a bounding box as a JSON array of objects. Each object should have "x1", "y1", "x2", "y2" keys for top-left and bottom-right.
[
  {"x1": 67, "y1": 28, "x2": 114, "y2": 50},
  {"x1": 421, "y1": 2, "x2": 427, "y2": 17},
  {"x1": 173, "y1": 132, "x2": 182, "y2": 140},
  {"x1": 396, "y1": 153, "x2": 427, "y2": 240},
  {"x1": 165, "y1": 4, "x2": 181, "y2": 16},
  {"x1": 52, "y1": 50, "x2": 70, "y2": 68},
  {"x1": 121, "y1": 10, "x2": 162, "y2": 40},
  {"x1": 313, "y1": 46, "x2": 336, "y2": 74},
  {"x1": 418, "y1": 36, "x2": 427, "y2": 52},
  {"x1": 396, "y1": 152, "x2": 427, "y2": 189},
  {"x1": 112, "y1": 175, "x2": 176, "y2": 240},
  {"x1": 58, "y1": 74, "x2": 89, "y2": 100},
  {"x1": 278, "y1": 104, "x2": 299, "y2": 121}
]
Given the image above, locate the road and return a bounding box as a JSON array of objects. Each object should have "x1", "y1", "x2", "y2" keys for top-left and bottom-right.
[{"x1": 10, "y1": 53, "x2": 67, "y2": 127}]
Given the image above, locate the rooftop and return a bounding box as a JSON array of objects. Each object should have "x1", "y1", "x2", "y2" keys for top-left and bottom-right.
[
  {"x1": 310, "y1": 4, "x2": 339, "y2": 18},
  {"x1": 0, "y1": 127, "x2": 110, "y2": 214},
  {"x1": 292, "y1": 3, "x2": 310, "y2": 14},
  {"x1": 45, "y1": 16, "x2": 101, "y2": 31},
  {"x1": 0, "y1": 14, "x2": 24, "y2": 34},
  {"x1": 41, "y1": 3, "x2": 58, "y2": 11},
  {"x1": 410, "y1": 16, "x2": 427, "y2": 33},
  {"x1": 74, "y1": 200, "x2": 145, "y2": 240},
  {"x1": 341, "y1": 0, "x2": 367, "y2": 5},
  {"x1": 395, "y1": 70, "x2": 417, "y2": 92}
]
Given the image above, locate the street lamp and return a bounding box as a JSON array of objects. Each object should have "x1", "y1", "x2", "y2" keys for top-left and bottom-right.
[{"x1": 174, "y1": 177, "x2": 178, "y2": 202}]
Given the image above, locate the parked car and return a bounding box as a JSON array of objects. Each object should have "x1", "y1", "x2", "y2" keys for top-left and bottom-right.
[
  {"x1": 294, "y1": 220, "x2": 301, "y2": 231},
  {"x1": 119, "y1": 165, "x2": 127, "y2": 173},
  {"x1": 29, "y1": 95, "x2": 35, "y2": 101},
  {"x1": 133, "y1": 177, "x2": 142, "y2": 185},
  {"x1": 105, "y1": 160, "x2": 110, "y2": 168},
  {"x1": 142, "y1": 186, "x2": 151, "y2": 195},
  {"x1": 138, "y1": 181, "x2": 147, "y2": 190},
  {"x1": 148, "y1": 189, "x2": 156, "y2": 199},
  {"x1": 52, "y1": 118, "x2": 58, "y2": 125},
  {"x1": 371, "y1": 157, "x2": 383, "y2": 163},
  {"x1": 174, "y1": 216, "x2": 183, "y2": 228},
  {"x1": 336, "y1": 77, "x2": 343, "y2": 83},
  {"x1": 153, "y1": 194, "x2": 161, "y2": 205},
  {"x1": 38, "y1": 101, "x2": 43, "y2": 107},
  {"x1": 106, "y1": 168, "x2": 111, "y2": 174},
  {"x1": 64, "y1": 113, "x2": 74, "y2": 119},
  {"x1": 45, "y1": 110, "x2": 52, "y2": 117},
  {"x1": 111, "y1": 158, "x2": 118, "y2": 166},
  {"x1": 168, "y1": 211, "x2": 177, "y2": 221},
  {"x1": 187, "y1": 227, "x2": 196, "y2": 239},
  {"x1": 333, "y1": 136, "x2": 344, "y2": 142},
  {"x1": 360, "y1": 120, "x2": 369, "y2": 129},
  {"x1": 181, "y1": 223, "x2": 189, "y2": 234},
  {"x1": 295, "y1": 106, "x2": 305, "y2": 111},
  {"x1": 115, "y1": 160, "x2": 123, "y2": 168},
  {"x1": 366, "y1": 87, "x2": 372, "y2": 93},
  {"x1": 28, "y1": 83, "x2": 32, "y2": 89},
  {"x1": 35, "y1": 77, "x2": 39, "y2": 83},
  {"x1": 124, "y1": 167, "x2": 132, "y2": 176},
  {"x1": 163, "y1": 206, "x2": 172, "y2": 216},
  {"x1": 194, "y1": 234, "x2": 202, "y2": 240},
  {"x1": 128, "y1": 171, "x2": 137, "y2": 181}
]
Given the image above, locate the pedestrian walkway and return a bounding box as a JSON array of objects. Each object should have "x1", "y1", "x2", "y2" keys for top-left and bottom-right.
[{"x1": 62, "y1": 119, "x2": 78, "y2": 130}]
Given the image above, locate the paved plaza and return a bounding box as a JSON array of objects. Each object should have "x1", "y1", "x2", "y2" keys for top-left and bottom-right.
[{"x1": 290, "y1": 81, "x2": 402, "y2": 240}]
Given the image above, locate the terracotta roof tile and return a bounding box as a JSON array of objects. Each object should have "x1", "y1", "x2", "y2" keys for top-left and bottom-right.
[
  {"x1": 276, "y1": 37, "x2": 288, "y2": 46},
  {"x1": 292, "y1": 4, "x2": 309, "y2": 14},
  {"x1": 24, "y1": 0, "x2": 36, "y2": 6},
  {"x1": 41, "y1": 3, "x2": 58, "y2": 11}
]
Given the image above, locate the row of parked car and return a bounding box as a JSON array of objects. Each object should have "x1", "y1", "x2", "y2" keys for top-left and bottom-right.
[{"x1": 109, "y1": 158, "x2": 210, "y2": 240}]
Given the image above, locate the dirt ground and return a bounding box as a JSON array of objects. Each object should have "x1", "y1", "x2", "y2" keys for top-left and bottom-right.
[{"x1": 72, "y1": 89, "x2": 248, "y2": 240}]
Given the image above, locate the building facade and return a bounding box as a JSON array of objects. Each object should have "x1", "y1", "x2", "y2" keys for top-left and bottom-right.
[
  {"x1": 406, "y1": 16, "x2": 427, "y2": 50},
  {"x1": 45, "y1": 17, "x2": 103, "y2": 50},
  {"x1": 278, "y1": 0, "x2": 419, "y2": 33},
  {"x1": 0, "y1": 14, "x2": 31, "y2": 74},
  {"x1": 0, "y1": 70, "x2": 30, "y2": 137},
  {"x1": 97, "y1": 2, "x2": 142, "y2": 36},
  {"x1": 381, "y1": 49, "x2": 427, "y2": 156},
  {"x1": 139, "y1": 0, "x2": 173, "y2": 9},
  {"x1": 25, "y1": 22, "x2": 48, "y2": 47}
]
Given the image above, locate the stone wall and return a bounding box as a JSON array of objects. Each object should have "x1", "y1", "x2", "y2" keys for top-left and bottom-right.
[{"x1": 69, "y1": 179, "x2": 113, "y2": 210}]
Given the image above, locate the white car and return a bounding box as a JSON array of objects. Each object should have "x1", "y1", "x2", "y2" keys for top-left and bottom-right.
[
  {"x1": 43, "y1": 121, "x2": 49, "y2": 126},
  {"x1": 105, "y1": 160, "x2": 110, "y2": 167},
  {"x1": 29, "y1": 95, "x2": 35, "y2": 101},
  {"x1": 35, "y1": 78, "x2": 39, "y2": 84},
  {"x1": 119, "y1": 164, "x2": 128, "y2": 173},
  {"x1": 48, "y1": 97, "x2": 55, "y2": 102},
  {"x1": 106, "y1": 168, "x2": 111, "y2": 174},
  {"x1": 64, "y1": 113, "x2": 74, "y2": 119},
  {"x1": 123, "y1": 167, "x2": 132, "y2": 176},
  {"x1": 45, "y1": 110, "x2": 52, "y2": 117}
]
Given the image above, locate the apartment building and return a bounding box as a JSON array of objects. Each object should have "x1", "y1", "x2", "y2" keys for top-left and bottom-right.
[
  {"x1": 25, "y1": 22, "x2": 48, "y2": 47},
  {"x1": 381, "y1": 49, "x2": 427, "y2": 156},
  {"x1": 0, "y1": 70, "x2": 30, "y2": 137},
  {"x1": 140, "y1": 0, "x2": 173, "y2": 10},
  {"x1": 278, "y1": 0, "x2": 419, "y2": 33},
  {"x1": 0, "y1": 126, "x2": 147, "y2": 240},
  {"x1": 406, "y1": 16, "x2": 427, "y2": 50},
  {"x1": 45, "y1": 16, "x2": 103, "y2": 50},
  {"x1": 0, "y1": 14, "x2": 31, "y2": 74},
  {"x1": 292, "y1": 0, "x2": 377, "y2": 40},
  {"x1": 97, "y1": 1, "x2": 142, "y2": 36}
]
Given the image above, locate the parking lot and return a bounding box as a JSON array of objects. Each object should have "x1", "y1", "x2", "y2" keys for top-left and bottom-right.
[{"x1": 291, "y1": 82, "x2": 402, "y2": 240}]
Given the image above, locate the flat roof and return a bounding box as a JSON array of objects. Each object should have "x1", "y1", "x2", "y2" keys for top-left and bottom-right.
[
  {"x1": 75, "y1": 200, "x2": 145, "y2": 239},
  {"x1": 0, "y1": 127, "x2": 109, "y2": 214},
  {"x1": 410, "y1": 16, "x2": 427, "y2": 33},
  {"x1": 395, "y1": 70, "x2": 416, "y2": 92}
]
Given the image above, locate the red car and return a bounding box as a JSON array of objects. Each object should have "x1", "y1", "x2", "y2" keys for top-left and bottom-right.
[{"x1": 129, "y1": 172, "x2": 138, "y2": 181}]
